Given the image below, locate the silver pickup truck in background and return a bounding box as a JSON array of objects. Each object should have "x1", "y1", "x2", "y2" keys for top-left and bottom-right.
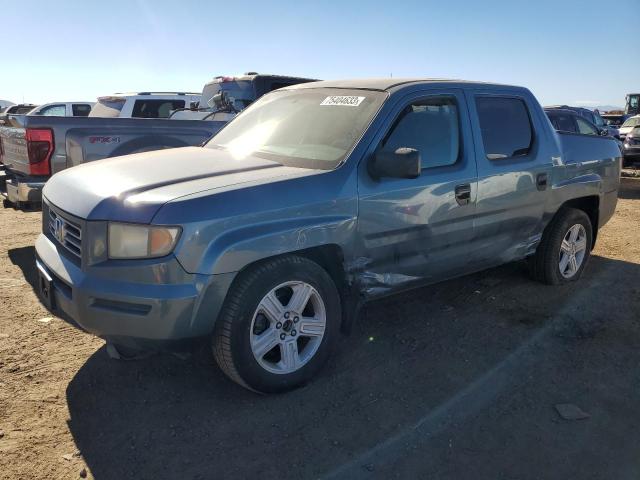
[{"x1": 0, "y1": 116, "x2": 225, "y2": 208}]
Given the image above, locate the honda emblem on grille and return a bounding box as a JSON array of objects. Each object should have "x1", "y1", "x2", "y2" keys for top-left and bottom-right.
[{"x1": 52, "y1": 217, "x2": 65, "y2": 243}]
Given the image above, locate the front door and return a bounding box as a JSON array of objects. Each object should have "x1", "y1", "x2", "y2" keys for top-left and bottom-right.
[{"x1": 356, "y1": 89, "x2": 479, "y2": 297}]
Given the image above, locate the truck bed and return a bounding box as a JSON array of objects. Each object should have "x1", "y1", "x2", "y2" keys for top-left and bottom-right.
[{"x1": 0, "y1": 115, "x2": 226, "y2": 207}]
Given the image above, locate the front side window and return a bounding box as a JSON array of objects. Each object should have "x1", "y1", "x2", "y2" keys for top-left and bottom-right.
[
  {"x1": 575, "y1": 117, "x2": 598, "y2": 135},
  {"x1": 592, "y1": 112, "x2": 605, "y2": 127},
  {"x1": 38, "y1": 104, "x2": 66, "y2": 116},
  {"x1": 382, "y1": 96, "x2": 460, "y2": 169},
  {"x1": 132, "y1": 100, "x2": 185, "y2": 118},
  {"x1": 622, "y1": 117, "x2": 640, "y2": 128},
  {"x1": 476, "y1": 97, "x2": 533, "y2": 160},
  {"x1": 207, "y1": 88, "x2": 387, "y2": 170}
]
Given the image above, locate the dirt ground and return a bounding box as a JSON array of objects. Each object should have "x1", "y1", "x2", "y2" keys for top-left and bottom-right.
[{"x1": 1, "y1": 177, "x2": 640, "y2": 480}]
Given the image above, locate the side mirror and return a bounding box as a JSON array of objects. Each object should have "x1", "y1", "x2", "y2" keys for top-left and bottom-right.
[
  {"x1": 189, "y1": 101, "x2": 199, "y2": 111},
  {"x1": 369, "y1": 147, "x2": 421, "y2": 180},
  {"x1": 599, "y1": 128, "x2": 609, "y2": 137}
]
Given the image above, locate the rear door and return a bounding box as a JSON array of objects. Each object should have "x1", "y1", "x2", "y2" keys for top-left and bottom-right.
[
  {"x1": 357, "y1": 89, "x2": 479, "y2": 293},
  {"x1": 466, "y1": 90, "x2": 553, "y2": 267}
]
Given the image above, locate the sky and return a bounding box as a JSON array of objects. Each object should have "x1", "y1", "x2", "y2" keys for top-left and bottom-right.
[{"x1": 1, "y1": 0, "x2": 637, "y2": 108}]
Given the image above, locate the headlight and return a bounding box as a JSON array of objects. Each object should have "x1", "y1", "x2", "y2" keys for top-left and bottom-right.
[{"x1": 108, "y1": 223, "x2": 181, "y2": 259}]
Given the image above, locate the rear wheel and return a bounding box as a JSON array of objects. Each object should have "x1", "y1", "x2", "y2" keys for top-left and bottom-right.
[
  {"x1": 529, "y1": 208, "x2": 593, "y2": 285},
  {"x1": 213, "y1": 256, "x2": 341, "y2": 393}
]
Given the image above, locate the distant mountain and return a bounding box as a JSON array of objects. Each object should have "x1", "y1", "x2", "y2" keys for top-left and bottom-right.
[{"x1": 593, "y1": 105, "x2": 623, "y2": 113}]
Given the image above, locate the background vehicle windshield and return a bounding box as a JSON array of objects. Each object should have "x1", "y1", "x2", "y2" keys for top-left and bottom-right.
[
  {"x1": 622, "y1": 117, "x2": 640, "y2": 128},
  {"x1": 201, "y1": 80, "x2": 256, "y2": 112},
  {"x1": 207, "y1": 88, "x2": 386, "y2": 169}
]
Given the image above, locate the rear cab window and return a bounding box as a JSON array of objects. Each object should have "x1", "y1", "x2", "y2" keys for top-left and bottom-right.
[
  {"x1": 475, "y1": 96, "x2": 534, "y2": 160},
  {"x1": 11, "y1": 106, "x2": 36, "y2": 114}
]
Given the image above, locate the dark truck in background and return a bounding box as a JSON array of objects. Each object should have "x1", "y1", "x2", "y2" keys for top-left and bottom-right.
[
  {"x1": 168, "y1": 73, "x2": 318, "y2": 121},
  {"x1": 0, "y1": 73, "x2": 316, "y2": 208}
]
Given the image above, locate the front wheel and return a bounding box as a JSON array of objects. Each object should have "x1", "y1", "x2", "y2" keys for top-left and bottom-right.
[
  {"x1": 529, "y1": 207, "x2": 593, "y2": 285},
  {"x1": 212, "y1": 256, "x2": 341, "y2": 393}
]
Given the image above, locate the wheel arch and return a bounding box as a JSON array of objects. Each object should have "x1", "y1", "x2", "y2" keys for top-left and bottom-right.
[
  {"x1": 215, "y1": 244, "x2": 350, "y2": 333},
  {"x1": 558, "y1": 195, "x2": 600, "y2": 248}
]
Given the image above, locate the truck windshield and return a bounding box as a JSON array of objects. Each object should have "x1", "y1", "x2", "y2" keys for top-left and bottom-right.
[{"x1": 206, "y1": 88, "x2": 387, "y2": 169}]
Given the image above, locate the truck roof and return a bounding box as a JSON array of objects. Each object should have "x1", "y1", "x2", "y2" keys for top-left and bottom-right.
[
  {"x1": 203, "y1": 73, "x2": 318, "y2": 87},
  {"x1": 284, "y1": 78, "x2": 516, "y2": 92}
]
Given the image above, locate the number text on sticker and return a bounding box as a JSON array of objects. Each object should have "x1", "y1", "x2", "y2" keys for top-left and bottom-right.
[{"x1": 320, "y1": 96, "x2": 366, "y2": 107}]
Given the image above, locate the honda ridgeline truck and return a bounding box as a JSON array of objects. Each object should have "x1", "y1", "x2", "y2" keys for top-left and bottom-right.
[{"x1": 35, "y1": 79, "x2": 621, "y2": 393}]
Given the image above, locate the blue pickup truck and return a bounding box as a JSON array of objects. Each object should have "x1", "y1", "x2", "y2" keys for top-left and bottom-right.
[{"x1": 35, "y1": 79, "x2": 621, "y2": 393}]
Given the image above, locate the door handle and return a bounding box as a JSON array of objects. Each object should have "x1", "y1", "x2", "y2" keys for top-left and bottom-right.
[
  {"x1": 536, "y1": 173, "x2": 548, "y2": 191},
  {"x1": 455, "y1": 184, "x2": 471, "y2": 206}
]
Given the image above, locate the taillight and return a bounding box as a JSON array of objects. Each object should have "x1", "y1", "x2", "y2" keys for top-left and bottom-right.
[{"x1": 26, "y1": 128, "x2": 54, "y2": 175}]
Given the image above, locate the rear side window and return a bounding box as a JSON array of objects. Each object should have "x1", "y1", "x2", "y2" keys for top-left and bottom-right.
[
  {"x1": 382, "y1": 96, "x2": 460, "y2": 169},
  {"x1": 476, "y1": 97, "x2": 533, "y2": 160},
  {"x1": 547, "y1": 112, "x2": 577, "y2": 133},
  {"x1": 132, "y1": 100, "x2": 185, "y2": 118},
  {"x1": 72, "y1": 104, "x2": 92, "y2": 117}
]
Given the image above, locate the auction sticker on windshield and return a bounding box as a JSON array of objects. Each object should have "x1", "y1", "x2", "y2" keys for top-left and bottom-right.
[{"x1": 320, "y1": 96, "x2": 365, "y2": 106}]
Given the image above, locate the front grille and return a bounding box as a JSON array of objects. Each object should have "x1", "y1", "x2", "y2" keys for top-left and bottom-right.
[{"x1": 48, "y1": 208, "x2": 82, "y2": 259}]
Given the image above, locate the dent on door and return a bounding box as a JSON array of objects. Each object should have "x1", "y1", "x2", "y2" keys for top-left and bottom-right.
[{"x1": 350, "y1": 179, "x2": 477, "y2": 296}]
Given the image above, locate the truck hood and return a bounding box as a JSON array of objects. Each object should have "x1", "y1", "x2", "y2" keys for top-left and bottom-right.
[{"x1": 43, "y1": 146, "x2": 323, "y2": 222}]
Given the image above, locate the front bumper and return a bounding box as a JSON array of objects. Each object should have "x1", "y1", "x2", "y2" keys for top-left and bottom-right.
[
  {"x1": 623, "y1": 144, "x2": 640, "y2": 159},
  {"x1": 35, "y1": 233, "x2": 236, "y2": 343}
]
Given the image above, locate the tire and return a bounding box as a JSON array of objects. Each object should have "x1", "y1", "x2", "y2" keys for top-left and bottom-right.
[
  {"x1": 212, "y1": 255, "x2": 341, "y2": 393},
  {"x1": 529, "y1": 207, "x2": 593, "y2": 285}
]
